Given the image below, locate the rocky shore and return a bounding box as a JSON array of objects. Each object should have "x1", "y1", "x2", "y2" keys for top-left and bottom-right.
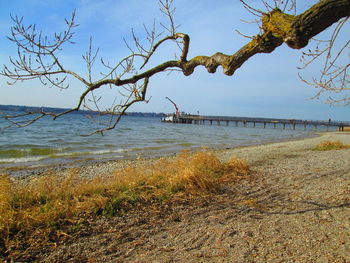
[{"x1": 3, "y1": 132, "x2": 350, "y2": 262}]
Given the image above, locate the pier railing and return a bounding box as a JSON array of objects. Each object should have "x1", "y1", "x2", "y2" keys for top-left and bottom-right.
[{"x1": 162, "y1": 114, "x2": 350, "y2": 131}]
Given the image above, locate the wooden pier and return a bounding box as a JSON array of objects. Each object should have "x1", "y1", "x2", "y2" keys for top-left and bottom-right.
[{"x1": 162, "y1": 114, "x2": 350, "y2": 131}]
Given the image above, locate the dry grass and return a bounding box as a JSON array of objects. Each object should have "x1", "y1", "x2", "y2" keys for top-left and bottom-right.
[
  {"x1": 0, "y1": 151, "x2": 249, "y2": 257},
  {"x1": 312, "y1": 140, "x2": 350, "y2": 151}
]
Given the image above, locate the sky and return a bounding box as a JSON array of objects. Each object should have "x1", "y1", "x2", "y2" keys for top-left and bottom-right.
[{"x1": 0, "y1": 0, "x2": 349, "y2": 121}]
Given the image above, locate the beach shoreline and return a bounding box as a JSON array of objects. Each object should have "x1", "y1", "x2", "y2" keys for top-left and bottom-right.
[
  {"x1": 1, "y1": 131, "x2": 346, "y2": 179},
  {"x1": 2, "y1": 131, "x2": 350, "y2": 262},
  {"x1": 0, "y1": 130, "x2": 329, "y2": 179},
  {"x1": 217, "y1": 130, "x2": 350, "y2": 162}
]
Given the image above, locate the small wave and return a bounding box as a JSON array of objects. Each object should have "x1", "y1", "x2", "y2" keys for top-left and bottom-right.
[
  {"x1": 154, "y1": 139, "x2": 178, "y2": 144},
  {"x1": 90, "y1": 149, "x2": 126, "y2": 154},
  {"x1": 0, "y1": 156, "x2": 47, "y2": 164},
  {"x1": 0, "y1": 148, "x2": 128, "y2": 164},
  {"x1": 118, "y1": 128, "x2": 132, "y2": 131},
  {"x1": 0, "y1": 148, "x2": 61, "y2": 158},
  {"x1": 49, "y1": 148, "x2": 127, "y2": 158},
  {"x1": 130, "y1": 145, "x2": 171, "y2": 152},
  {"x1": 48, "y1": 139, "x2": 64, "y2": 143},
  {"x1": 178, "y1": 142, "x2": 195, "y2": 147}
]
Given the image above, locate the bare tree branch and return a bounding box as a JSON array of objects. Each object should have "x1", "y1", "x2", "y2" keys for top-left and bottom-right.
[
  {"x1": 3, "y1": 11, "x2": 90, "y2": 88},
  {"x1": 1, "y1": 0, "x2": 350, "y2": 132},
  {"x1": 299, "y1": 15, "x2": 350, "y2": 105}
]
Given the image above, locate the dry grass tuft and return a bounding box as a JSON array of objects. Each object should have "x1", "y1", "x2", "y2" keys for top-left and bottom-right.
[
  {"x1": 313, "y1": 140, "x2": 350, "y2": 151},
  {"x1": 0, "y1": 151, "x2": 250, "y2": 258}
]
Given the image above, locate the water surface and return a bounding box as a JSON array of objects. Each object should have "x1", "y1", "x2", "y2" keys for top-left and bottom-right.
[{"x1": 0, "y1": 112, "x2": 331, "y2": 168}]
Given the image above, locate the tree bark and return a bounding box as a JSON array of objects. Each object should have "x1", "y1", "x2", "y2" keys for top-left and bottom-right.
[
  {"x1": 289, "y1": 0, "x2": 350, "y2": 48},
  {"x1": 179, "y1": 0, "x2": 350, "y2": 76}
]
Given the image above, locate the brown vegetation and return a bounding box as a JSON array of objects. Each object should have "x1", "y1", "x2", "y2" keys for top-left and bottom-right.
[
  {"x1": 312, "y1": 140, "x2": 350, "y2": 151},
  {"x1": 0, "y1": 151, "x2": 249, "y2": 260}
]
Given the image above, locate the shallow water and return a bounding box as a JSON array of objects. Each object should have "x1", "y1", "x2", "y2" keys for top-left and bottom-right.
[{"x1": 0, "y1": 112, "x2": 334, "y2": 168}]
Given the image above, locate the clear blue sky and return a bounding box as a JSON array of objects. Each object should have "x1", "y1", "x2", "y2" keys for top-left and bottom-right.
[{"x1": 0, "y1": 0, "x2": 348, "y2": 121}]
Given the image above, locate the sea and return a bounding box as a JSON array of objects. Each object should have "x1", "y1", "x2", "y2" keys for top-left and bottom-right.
[{"x1": 0, "y1": 111, "x2": 334, "y2": 168}]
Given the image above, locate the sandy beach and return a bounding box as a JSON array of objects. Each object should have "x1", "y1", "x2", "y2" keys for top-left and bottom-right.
[{"x1": 2, "y1": 131, "x2": 350, "y2": 262}]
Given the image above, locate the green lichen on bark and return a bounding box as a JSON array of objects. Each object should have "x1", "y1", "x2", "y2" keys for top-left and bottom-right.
[{"x1": 262, "y1": 9, "x2": 296, "y2": 42}]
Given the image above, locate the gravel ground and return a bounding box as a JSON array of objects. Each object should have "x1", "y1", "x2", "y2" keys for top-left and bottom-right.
[{"x1": 4, "y1": 132, "x2": 350, "y2": 262}]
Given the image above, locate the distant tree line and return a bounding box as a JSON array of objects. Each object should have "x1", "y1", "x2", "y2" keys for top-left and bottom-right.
[{"x1": 0, "y1": 105, "x2": 164, "y2": 117}]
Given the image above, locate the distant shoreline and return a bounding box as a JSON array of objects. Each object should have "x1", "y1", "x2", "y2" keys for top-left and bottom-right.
[
  {"x1": 0, "y1": 104, "x2": 165, "y2": 117},
  {"x1": 2, "y1": 104, "x2": 350, "y2": 123}
]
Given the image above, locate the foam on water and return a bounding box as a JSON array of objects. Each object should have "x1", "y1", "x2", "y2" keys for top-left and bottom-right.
[{"x1": 0, "y1": 156, "x2": 47, "y2": 164}]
